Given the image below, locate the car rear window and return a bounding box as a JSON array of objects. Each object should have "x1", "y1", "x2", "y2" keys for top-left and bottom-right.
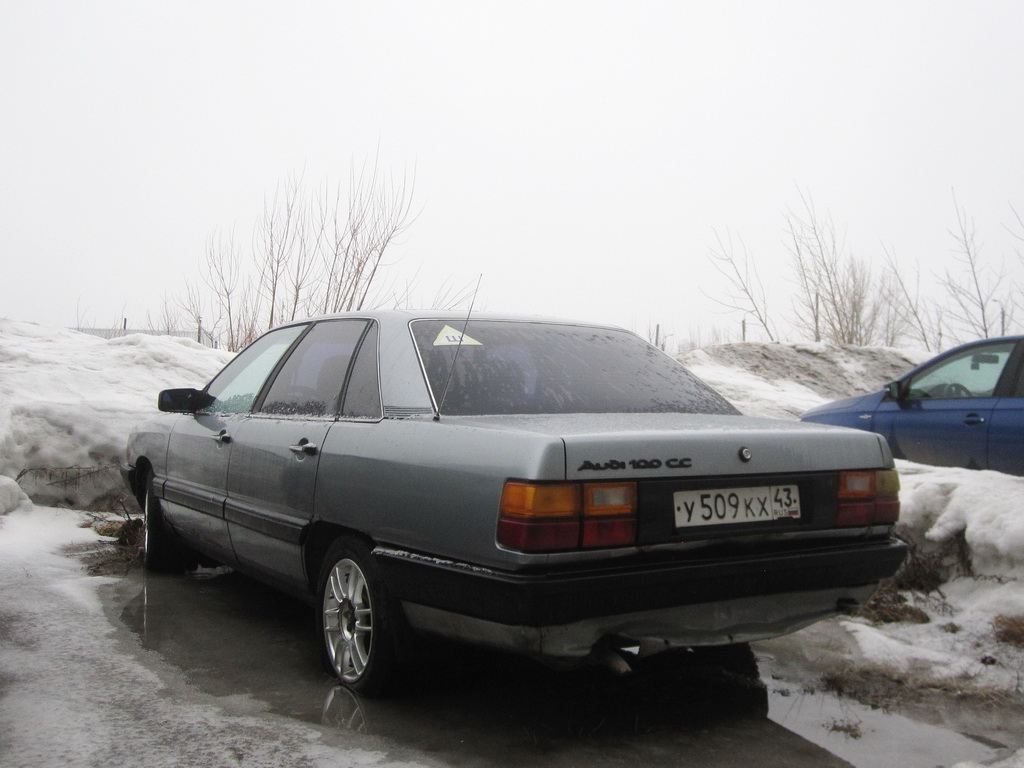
[{"x1": 411, "y1": 320, "x2": 738, "y2": 416}]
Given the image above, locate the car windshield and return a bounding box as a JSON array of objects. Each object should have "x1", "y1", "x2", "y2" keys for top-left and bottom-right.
[{"x1": 411, "y1": 319, "x2": 739, "y2": 416}]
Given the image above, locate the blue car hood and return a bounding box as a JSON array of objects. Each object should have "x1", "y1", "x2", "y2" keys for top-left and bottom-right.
[{"x1": 802, "y1": 391, "x2": 885, "y2": 418}]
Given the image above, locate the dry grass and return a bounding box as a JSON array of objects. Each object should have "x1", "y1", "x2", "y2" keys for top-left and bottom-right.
[
  {"x1": 821, "y1": 664, "x2": 1015, "y2": 711},
  {"x1": 891, "y1": 524, "x2": 972, "y2": 593},
  {"x1": 78, "y1": 514, "x2": 143, "y2": 575},
  {"x1": 826, "y1": 718, "x2": 863, "y2": 739},
  {"x1": 993, "y1": 615, "x2": 1024, "y2": 648},
  {"x1": 853, "y1": 525, "x2": 976, "y2": 626},
  {"x1": 858, "y1": 581, "x2": 931, "y2": 625}
]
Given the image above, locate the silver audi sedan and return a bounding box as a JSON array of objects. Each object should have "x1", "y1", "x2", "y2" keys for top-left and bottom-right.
[{"x1": 122, "y1": 311, "x2": 906, "y2": 695}]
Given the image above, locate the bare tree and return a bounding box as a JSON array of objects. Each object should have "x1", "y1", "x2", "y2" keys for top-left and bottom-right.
[
  {"x1": 704, "y1": 229, "x2": 777, "y2": 342},
  {"x1": 786, "y1": 193, "x2": 895, "y2": 346},
  {"x1": 311, "y1": 160, "x2": 417, "y2": 315},
  {"x1": 881, "y1": 246, "x2": 944, "y2": 351},
  {"x1": 145, "y1": 293, "x2": 183, "y2": 336},
  {"x1": 940, "y1": 194, "x2": 1016, "y2": 341},
  {"x1": 253, "y1": 174, "x2": 305, "y2": 330},
  {"x1": 193, "y1": 229, "x2": 260, "y2": 351},
  {"x1": 182, "y1": 158, "x2": 418, "y2": 351}
]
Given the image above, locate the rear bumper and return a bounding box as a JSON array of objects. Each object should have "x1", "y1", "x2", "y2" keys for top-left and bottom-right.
[
  {"x1": 400, "y1": 584, "x2": 878, "y2": 658},
  {"x1": 374, "y1": 538, "x2": 907, "y2": 627},
  {"x1": 374, "y1": 538, "x2": 906, "y2": 658}
]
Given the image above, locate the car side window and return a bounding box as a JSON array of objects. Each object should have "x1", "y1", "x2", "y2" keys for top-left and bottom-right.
[
  {"x1": 340, "y1": 323, "x2": 382, "y2": 420},
  {"x1": 260, "y1": 320, "x2": 369, "y2": 417},
  {"x1": 905, "y1": 341, "x2": 1016, "y2": 400},
  {"x1": 203, "y1": 326, "x2": 307, "y2": 414}
]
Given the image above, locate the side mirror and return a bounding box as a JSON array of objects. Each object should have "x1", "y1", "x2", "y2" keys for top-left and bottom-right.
[
  {"x1": 885, "y1": 381, "x2": 905, "y2": 401},
  {"x1": 159, "y1": 388, "x2": 214, "y2": 413}
]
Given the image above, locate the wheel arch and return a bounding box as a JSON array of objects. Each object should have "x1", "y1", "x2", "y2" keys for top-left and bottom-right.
[
  {"x1": 130, "y1": 457, "x2": 154, "y2": 505},
  {"x1": 304, "y1": 520, "x2": 377, "y2": 595}
]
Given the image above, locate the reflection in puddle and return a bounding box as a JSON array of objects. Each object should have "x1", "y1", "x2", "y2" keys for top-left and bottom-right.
[
  {"x1": 326, "y1": 641, "x2": 770, "y2": 738},
  {"x1": 322, "y1": 685, "x2": 368, "y2": 733},
  {"x1": 763, "y1": 670, "x2": 1005, "y2": 768},
  {"x1": 113, "y1": 567, "x2": 1008, "y2": 768}
]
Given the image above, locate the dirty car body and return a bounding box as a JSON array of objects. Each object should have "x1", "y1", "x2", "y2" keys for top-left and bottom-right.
[{"x1": 122, "y1": 311, "x2": 906, "y2": 693}]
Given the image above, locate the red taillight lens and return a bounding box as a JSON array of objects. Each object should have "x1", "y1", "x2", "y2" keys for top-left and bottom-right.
[
  {"x1": 497, "y1": 481, "x2": 637, "y2": 552},
  {"x1": 497, "y1": 517, "x2": 581, "y2": 551},
  {"x1": 836, "y1": 470, "x2": 900, "y2": 527}
]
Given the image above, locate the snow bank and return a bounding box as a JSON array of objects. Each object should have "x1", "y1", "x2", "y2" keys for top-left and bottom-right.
[
  {"x1": 0, "y1": 320, "x2": 231, "y2": 506},
  {"x1": 0, "y1": 474, "x2": 32, "y2": 515},
  {"x1": 898, "y1": 462, "x2": 1024, "y2": 578},
  {"x1": 681, "y1": 341, "x2": 928, "y2": 419}
]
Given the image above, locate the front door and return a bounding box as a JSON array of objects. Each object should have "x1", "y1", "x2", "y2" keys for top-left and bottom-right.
[
  {"x1": 160, "y1": 324, "x2": 307, "y2": 564},
  {"x1": 875, "y1": 339, "x2": 1017, "y2": 470}
]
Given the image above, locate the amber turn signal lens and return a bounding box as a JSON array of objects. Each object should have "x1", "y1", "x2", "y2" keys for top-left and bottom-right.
[
  {"x1": 500, "y1": 482, "x2": 580, "y2": 518},
  {"x1": 876, "y1": 469, "x2": 901, "y2": 497}
]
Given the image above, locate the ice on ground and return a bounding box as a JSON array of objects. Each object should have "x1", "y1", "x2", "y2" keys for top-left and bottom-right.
[
  {"x1": 954, "y1": 750, "x2": 1024, "y2": 768},
  {"x1": 0, "y1": 505, "x2": 432, "y2": 768}
]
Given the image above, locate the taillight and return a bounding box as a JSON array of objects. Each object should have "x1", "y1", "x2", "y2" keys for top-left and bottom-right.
[
  {"x1": 582, "y1": 482, "x2": 637, "y2": 548},
  {"x1": 497, "y1": 480, "x2": 637, "y2": 552},
  {"x1": 835, "y1": 469, "x2": 900, "y2": 527}
]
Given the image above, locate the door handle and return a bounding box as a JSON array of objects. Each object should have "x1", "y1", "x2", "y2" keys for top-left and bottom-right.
[
  {"x1": 289, "y1": 441, "x2": 319, "y2": 456},
  {"x1": 211, "y1": 430, "x2": 232, "y2": 444},
  {"x1": 963, "y1": 414, "x2": 986, "y2": 426}
]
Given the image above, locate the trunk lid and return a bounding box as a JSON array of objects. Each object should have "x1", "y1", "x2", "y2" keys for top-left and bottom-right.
[{"x1": 450, "y1": 412, "x2": 891, "y2": 480}]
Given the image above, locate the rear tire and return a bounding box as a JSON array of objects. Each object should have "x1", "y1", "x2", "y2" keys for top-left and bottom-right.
[
  {"x1": 141, "y1": 473, "x2": 190, "y2": 572},
  {"x1": 317, "y1": 538, "x2": 403, "y2": 696},
  {"x1": 693, "y1": 642, "x2": 760, "y2": 679}
]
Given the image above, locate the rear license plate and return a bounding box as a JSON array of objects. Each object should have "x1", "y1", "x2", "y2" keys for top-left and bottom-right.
[{"x1": 673, "y1": 485, "x2": 801, "y2": 528}]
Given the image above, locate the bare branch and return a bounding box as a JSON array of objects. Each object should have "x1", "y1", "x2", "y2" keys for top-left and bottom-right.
[{"x1": 703, "y1": 229, "x2": 777, "y2": 341}]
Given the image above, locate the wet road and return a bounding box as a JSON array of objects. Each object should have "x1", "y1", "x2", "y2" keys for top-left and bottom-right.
[{"x1": 106, "y1": 568, "x2": 1004, "y2": 768}]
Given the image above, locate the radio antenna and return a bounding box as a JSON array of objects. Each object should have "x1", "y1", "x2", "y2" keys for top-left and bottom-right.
[{"x1": 435, "y1": 274, "x2": 483, "y2": 421}]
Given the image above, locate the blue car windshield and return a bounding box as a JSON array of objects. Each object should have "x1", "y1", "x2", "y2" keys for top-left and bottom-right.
[{"x1": 411, "y1": 320, "x2": 739, "y2": 416}]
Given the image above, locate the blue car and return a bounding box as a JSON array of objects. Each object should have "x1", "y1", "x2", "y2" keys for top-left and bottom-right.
[{"x1": 802, "y1": 336, "x2": 1024, "y2": 475}]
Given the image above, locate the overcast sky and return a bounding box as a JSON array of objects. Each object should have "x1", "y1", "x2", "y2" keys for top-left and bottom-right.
[{"x1": 3, "y1": 2, "x2": 1023, "y2": 348}]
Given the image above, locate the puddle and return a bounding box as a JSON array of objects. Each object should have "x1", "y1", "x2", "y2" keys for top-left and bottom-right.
[
  {"x1": 764, "y1": 674, "x2": 1005, "y2": 768},
  {"x1": 109, "y1": 567, "x2": 1012, "y2": 768}
]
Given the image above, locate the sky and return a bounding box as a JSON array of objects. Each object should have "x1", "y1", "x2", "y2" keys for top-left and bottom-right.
[{"x1": 3, "y1": 2, "x2": 1024, "y2": 348}]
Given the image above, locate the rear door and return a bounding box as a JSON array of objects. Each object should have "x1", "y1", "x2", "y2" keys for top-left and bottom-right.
[
  {"x1": 225, "y1": 319, "x2": 375, "y2": 591},
  {"x1": 987, "y1": 342, "x2": 1024, "y2": 475}
]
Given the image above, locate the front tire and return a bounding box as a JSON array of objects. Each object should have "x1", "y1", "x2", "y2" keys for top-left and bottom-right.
[
  {"x1": 141, "y1": 473, "x2": 190, "y2": 572},
  {"x1": 317, "y1": 539, "x2": 402, "y2": 696}
]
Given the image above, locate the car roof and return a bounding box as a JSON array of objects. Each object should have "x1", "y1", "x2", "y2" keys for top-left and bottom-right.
[{"x1": 280, "y1": 309, "x2": 627, "y2": 332}]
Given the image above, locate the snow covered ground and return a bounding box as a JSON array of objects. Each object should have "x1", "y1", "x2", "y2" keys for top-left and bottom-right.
[{"x1": 1, "y1": 320, "x2": 1023, "y2": 767}]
